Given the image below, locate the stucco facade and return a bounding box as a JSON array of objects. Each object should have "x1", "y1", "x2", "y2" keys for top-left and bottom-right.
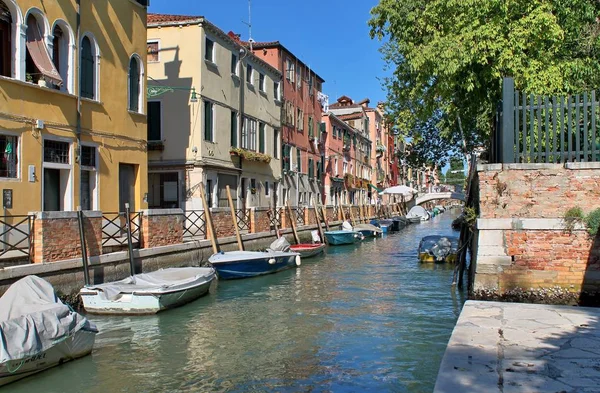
[
  {"x1": 0, "y1": 0, "x2": 149, "y2": 215},
  {"x1": 146, "y1": 15, "x2": 281, "y2": 210},
  {"x1": 248, "y1": 42, "x2": 326, "y2": 207}
]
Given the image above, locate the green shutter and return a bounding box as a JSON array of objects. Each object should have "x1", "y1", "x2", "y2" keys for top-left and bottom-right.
[
  {"x1": 231, "y1": 111, "x2": 237, "y2": 147},
  {"x1": 204, "y1": 101, "x2": 212, "y2": 141},
  {"x1": 308, "y1": 159, "x2": 314, "y2": 178},
  {"x1": 296, "y1": 149, "x2": 301, "y2": 172},
  {"x1": 308, "y1": 117, "x2": 313, "y2": 137},
  {"x1": 259, "y1": 123, "x2": 265, "y2": 153}
]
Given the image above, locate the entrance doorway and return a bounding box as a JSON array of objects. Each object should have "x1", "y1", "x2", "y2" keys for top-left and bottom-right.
[{"x1": 119, "y1": 164, "x2": 136, "y2": 212}]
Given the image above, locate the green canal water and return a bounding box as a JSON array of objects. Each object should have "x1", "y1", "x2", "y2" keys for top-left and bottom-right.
[{"x1": 10, "y1": 211, "x2": 466, "y2": 393}]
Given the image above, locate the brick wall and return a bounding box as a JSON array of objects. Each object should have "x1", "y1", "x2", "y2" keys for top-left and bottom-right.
[
  {"x1": 141, "y1": 209, "x2": 184, "y2": 248},
  {"x1": 474, "y1": 162, "x2": 600, "y2": 301},
  {"x1": 32, "y1": 211, "x2": 102, "y2": 263},
  {"x1": 251, "y1": 208, "x2": 272, "y2": 233},
  {"x1": 210, "y1": 208, "x2": 237, "y2": 238}
]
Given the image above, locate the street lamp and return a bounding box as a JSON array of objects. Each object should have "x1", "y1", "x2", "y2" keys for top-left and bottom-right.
[{"x1": 147, "y1": 85, "x2": 198, "y2": 103}]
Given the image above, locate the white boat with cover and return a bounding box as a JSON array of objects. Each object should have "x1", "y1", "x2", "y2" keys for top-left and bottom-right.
[
  {"x1": 0, "y1": 276, "x2": 97, "y2": 387},
  {"x1": 80, "y1": 267, "x2": 216, "y2": 315}
]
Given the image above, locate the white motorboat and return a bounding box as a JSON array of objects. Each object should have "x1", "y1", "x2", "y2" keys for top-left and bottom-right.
[
  {"x1": 80, "y1": 267, "x2": 216, "y2": 315},
  {"x1": 0, "y1": 276, "x2": 97, "y2": 387},
  {"x1": 407, "y1": 205, "x2": 431, "y2": 222}
]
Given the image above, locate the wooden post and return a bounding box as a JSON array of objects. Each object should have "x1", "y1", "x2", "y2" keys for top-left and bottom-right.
[
  {"x1": 312, "y1": 197, "x2": 327, "y2": 244},
  {"x1": 199, "y1": 182, "x2": 219, "y2": 254},
  {"x1": 341, "y1": 204, "x2": 348, "y2": 223},
  {"x1": 348, "y1": 205, "x2": 356, "y2": 226},
  {"x1": 286, "y1": 201, "x2": 300, "y2": 244},
  {"x1": 226, "y1": 185, "x2": 244, "y2": 251},
  {"x1": 268, "y1": 208, "x2": 281, "y2": 239},
  {"x1": 319, "y1": 201, "x2": 330, "y2": 231}
]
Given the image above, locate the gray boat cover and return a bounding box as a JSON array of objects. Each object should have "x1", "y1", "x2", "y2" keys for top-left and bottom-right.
[
  {"x1": 268, "y1": 236, "x2": 291, "y2": 252},
  {"x1": 407, "y1": 205, "x2": 428, "y2": 219},
  {"x1": 83, "y1": 267, "x2": 216, "y2": 301},
  {"x1": 354, "y1": 223, "x2": 384, "y2": 234},
  {"x1": 0, "y1": 275, "x2": 96, "y2": 363}
]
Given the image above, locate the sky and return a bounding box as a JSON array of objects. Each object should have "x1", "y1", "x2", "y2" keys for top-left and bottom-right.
[{"x1": 148, "y1": 0, "x2": 390, "y2": 107}]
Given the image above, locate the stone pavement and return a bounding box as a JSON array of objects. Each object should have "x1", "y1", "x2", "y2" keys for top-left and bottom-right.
[{"x1": 434, "y1": 300, "x2": 600, "y2": 393}]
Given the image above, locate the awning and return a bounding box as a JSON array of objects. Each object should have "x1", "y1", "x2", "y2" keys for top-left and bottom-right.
[
  {"x1": 26, "y1": 15, "x2": 63, "y2": 86},
  {"x1": 368, "y1": 183, "x2": 382, "y2": 193}
]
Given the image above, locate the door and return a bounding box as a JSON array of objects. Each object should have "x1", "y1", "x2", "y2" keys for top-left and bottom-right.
[
  {"x1": 81, "y1": 170, "x2": 91, "y2": 210},
  {"x1": 217, "y1": 174, "x2": 237, "y2": 208},
  {"x1": 43, "y1": 168, "x2": 60, "y2": 211},
  {"x1": 119, "y1": 164, "x2": 136, "y2": 212}
]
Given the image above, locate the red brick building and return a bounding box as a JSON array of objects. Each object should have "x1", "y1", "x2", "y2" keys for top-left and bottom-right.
[{"x1": 247, "y1": 41, "x2": 326, "y2": 206}]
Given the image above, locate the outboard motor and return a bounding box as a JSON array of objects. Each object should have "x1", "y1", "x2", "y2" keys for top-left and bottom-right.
[
  {"x1": 342, "y1": 221, "x2": 353, "y2": 231},
  {"x1": 268, "y1": 236, "x2": 291, "y2": 252}
]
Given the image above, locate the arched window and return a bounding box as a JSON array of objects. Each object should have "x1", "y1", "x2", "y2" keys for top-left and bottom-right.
[
  {"x1": 25, "y1": 11, "x2": 61, "y2": 87},
  {"x1": 80, "y1": 35, "x2": 96, "y2": 99},
  {"x1": 0, "y1": 1, "x2": 11, "y2": 77},
  {"x1": 51, "y1": 20, "x2": 73, "y2": 93},
  {"x1": 128, "y1": 55, "x2": 142, "y2": 112}
]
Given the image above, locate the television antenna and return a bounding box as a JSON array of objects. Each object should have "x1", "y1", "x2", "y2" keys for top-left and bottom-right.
[{"x1": 242, "y1": 0, "x2": 253, "y2": 50}]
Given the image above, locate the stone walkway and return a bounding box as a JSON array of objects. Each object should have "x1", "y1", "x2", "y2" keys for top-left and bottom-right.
[{"x1": 434, "y1": 300, "x2": 600, "y2": 393}]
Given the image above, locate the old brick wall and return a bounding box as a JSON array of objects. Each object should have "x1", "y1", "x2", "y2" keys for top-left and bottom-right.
[
  {"x1": 210, "y1": 208, "x2": 237, "y2": 238},
  {"x1": 251, "y1": 208, "x2": 272, "y2": 233},
  {"x1": 32, "y1": 211, "x2": 102, "y2": 263},
  {"x1": 474, "y1": 163, "x2": 600, "y2": 300},
  {"x1": 141, "y1": 209, "x2": 184, "y2": 248}
]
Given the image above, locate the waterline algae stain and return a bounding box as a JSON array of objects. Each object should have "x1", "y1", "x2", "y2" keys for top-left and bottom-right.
[{"x1": 9, "y1": 212, "x2": 465, "y2": 393}]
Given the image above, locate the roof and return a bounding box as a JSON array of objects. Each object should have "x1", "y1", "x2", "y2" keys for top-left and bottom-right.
[
  {"x1": 241, "y1": 40, "x2": 325, "y2": 83},
  {"x1": 146, "y1": 14, "x2": 281, "y2": 79},
  {"x1": 147, "y1": 13, "x2": 203, "y2": 25}
]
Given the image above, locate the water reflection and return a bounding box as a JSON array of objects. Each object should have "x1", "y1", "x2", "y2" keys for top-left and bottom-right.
[{"x1": 9, "y1": 211, "x2": 465, "y2": 393}]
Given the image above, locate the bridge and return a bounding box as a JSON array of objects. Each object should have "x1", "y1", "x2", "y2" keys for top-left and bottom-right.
[{"x1": 415, "y1": 191, "x2": 465, "y2": 205}]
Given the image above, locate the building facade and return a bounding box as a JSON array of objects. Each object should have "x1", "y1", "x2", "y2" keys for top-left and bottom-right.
[
  {"x1": 328, "y1": 96, "x2": 372, "y2": 204},
  {"x1": 146, "y1": 15, "x2": 282, "y2": 210},
  {"x1": 0, "y1": 0, "x2": 149, "y2": 215},
  {"x1": 247, "y1": 41, "x2": 326, "y2": 207}
]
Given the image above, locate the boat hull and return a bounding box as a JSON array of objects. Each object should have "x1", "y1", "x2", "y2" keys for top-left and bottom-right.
[
  {"x1": 379, "y1": 224, "x2": 390, "y2": 233},
  {"x1": 209, "y1": 252, "x2": 300, "y2": 280},
  {"x1": 80, "y1": 268, "x2": 216, "y2": 315},
  {"x1": 419, "y1": 252, "x2": 457, "y2": 264},
  {"x1": 357, "y1": 229, "x2": 378, "y2": 238},
  {"x1": 0, "y1": 329, "x2": 96, "y2": 387},
  {"x1": 290, "y1": 243, "x2": 326, "y2": 258},
  {"x1": 324, "y1": 231, "x2": 361, "y2": 245}
]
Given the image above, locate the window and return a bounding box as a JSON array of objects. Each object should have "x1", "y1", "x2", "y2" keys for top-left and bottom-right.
[
  {"x1": 296, "y1": 66, "x2": 301, "y2": 89},
  {"x1": 44, "y1": 140, "x2": 70, "y2": 164},
  {"x1": 265, "y1": 181, "x2": 269, "y2": 196},
  {"x1": 286, "y1": 59, "x2": 294, "y2": 83},
  {"x1": 242, "y1": 117, "x2": 257, "y2": 151},
  {"x1": 80, "y1": 35, "x2": 97, "y2": 99},
  {"x1": 309, "y1": 73, "x2": 314, "y2": 96},
  {"x1": 317, "y1": 160, "x2": 322, "y2": 180},
  {"x1": 273, "y1": 128, "x2": 279, "y2": 159},
  {"x1": 308, "y1": 158, "x2": 314, "y2": 179},
  {"x1": 80, "y1": 145, "x2": 98, "y2": 210},
  {"x1": 259, "y1": 122, "x2": 265, "y2": 153},
  {"x1": 205, "y1": 37, "x2": 214, "y2": 62},
  {"x1": 296, "y1": 149, "x2": 302, "y2": 172},
  {"x1": 297, "y1": 109, "x2": 303, "y2": 131},
  {"x1": 128, "y1": 55, "x2": 142, "y2": 112},
  {"x1": 246, "y1": 64, "x2": 253, "y2": 85},
  {"x1": 259, "y1": 73, "x2": 265, "y2": 92},
  {"x1": 52, "y1": 22, "x2": 73, "y2": 92},
  {"x1": 81, "y1": 145, "x2": 96, "y2": 167},
  {"x1": 231, "y1": 52, "x2": 238, "y2": 75},
  {"x1": 147, "y1": 101, "x2": 161, "y2": 141},
  {"x1": 273, "y1": 81, "x2": 280, "y2": 101},
  {"x1": 231, "y1": 111, "x2": 237, "y2": 147},
  {"x1": 26, "y1": 13, "x2": 62, "y2": 87},
  {"x1": 204, "y1": 101, "x2": 214, "y2": 142},
  {"x1": 0, "y1": 1, "x2": 12, "y2": 77},
  {"x1": 206, "y1": 179, "x2": 213, "y2": 207},
  {"x1": 308, "y1": 116, "x2": 314, "y2": 137},
  {"x1": 147, "y1": 41, "x2": 159, "y2": 62},
  {"x1": 334, "y1": 158, "x2": 338, "y2": 176},
  {"x1": 0, "y1": 135, "x2": 17, "y2": 178}
]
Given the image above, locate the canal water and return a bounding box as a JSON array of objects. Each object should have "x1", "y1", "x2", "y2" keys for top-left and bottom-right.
[{"x1": 10, "y1": 211, "x2": 466, "y2": 393}]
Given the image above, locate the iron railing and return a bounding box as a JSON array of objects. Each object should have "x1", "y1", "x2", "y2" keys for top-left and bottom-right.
[
  {"x1": 267, "y1": 208, "x2": 283, "y2": 229},
  {"x1": 493, "y1": 77, "x2": 600, "y2": 163},
  {"x1": 236, "y1": 209, "x2": 250, "y2": 232},
  {"x1": 183, "y1": 210, "x2": 206, "y2": 240},
  {"x1": 0, "y1": 215, "x2": 34, "y2": 262},
  {"x1": 102, "y1": 212, "x2": 141, "y2": 247},
  {"x1": 296, "y1": 206, "x2": 306, "y2": 226}
]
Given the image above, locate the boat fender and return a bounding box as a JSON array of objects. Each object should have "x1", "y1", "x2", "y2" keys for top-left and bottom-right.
[
  {"x1": 268, "y1": 258, "x2": 276, "y2": 265},
  {"x1": 295, "y1": 255, "x2": 301, "y2": 266}
]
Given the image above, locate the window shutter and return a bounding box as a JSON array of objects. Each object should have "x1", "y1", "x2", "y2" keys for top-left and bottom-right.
[
  {"x1": 259, "y1": 123, "x2": 265, "y2": 153},
  {"x1": 81, "y1": 37, "x2": 94, "y2": 99},
  {"x1": 128, "y1": 57, "x2": 140, "y2": 112}
]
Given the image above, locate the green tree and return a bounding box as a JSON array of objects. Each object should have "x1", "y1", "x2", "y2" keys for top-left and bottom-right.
[
  {"x1": 370, "y1": 0, "x2": 600, "y2": 162},
  {"x1": 445, "y1": 158, "x2": 466, "y2": 188}
]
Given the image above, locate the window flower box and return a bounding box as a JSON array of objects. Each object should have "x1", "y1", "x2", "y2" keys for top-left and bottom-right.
[{"x1": 230, "y1": 147, "x2": 272, "y2": 164}]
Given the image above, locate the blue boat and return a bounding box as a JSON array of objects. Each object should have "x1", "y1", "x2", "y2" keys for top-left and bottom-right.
[
  {"x1": 379, "y1": 219, "x2": 396, "y2": 232},
  {"x1": 353, "y1": 223, "x2": 383, "y2": 238},
  {"x1": 323, "y1": 230, "x2": 363, "y2": 245},
  {"x1": 208, "y1": 251, "x2": 300, "y2": 280}
]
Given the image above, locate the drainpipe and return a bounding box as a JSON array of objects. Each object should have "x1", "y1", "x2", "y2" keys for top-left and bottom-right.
[{"x1": 75, "y1": 0, "x2": 82, "y2": 210}]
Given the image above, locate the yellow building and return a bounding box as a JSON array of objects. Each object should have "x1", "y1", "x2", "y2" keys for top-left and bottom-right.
[{"x1": 0, "y1": 0, "x2": 149, "y2": 215}]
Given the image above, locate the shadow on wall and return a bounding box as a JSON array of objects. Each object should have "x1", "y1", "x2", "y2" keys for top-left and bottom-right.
[{"x1": 580, "y1": 232, "x2": 600, "y2": 306}]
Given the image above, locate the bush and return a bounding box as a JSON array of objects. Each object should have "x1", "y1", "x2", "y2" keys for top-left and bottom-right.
[
  {"x1": 585, "y1": 208, "x2": 600, "y2": 236},
  {"x1": 563, "y1": 206, "x2": 584, "y2": 233}
]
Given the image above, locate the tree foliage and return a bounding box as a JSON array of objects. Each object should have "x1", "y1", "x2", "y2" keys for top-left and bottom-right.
[
  {"x1": 445, "y1": 158, "x2": 466, "y2": 186},
  {"x1": 370, "y1": 0, "x2": 600, "y2": 165}
]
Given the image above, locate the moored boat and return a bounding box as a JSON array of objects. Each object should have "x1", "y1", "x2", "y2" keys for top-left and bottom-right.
[
  {"x1": 323, "y1": 230, "x2": 363, "y2": 245},
  {"x1": 407, "y1": 206, "x2": 430, "y2": 222},
  {"x1": 353, "y1": 223, "x2": 383, "y2": 238},
  {"x1": 208, "y1": 251, "x2": 301, "y2": 280},
  {"x1": 379, "y1": 219, "x2": 395, "y2": 232},
  {"x1": 418, "y1": 235, "x2": 459, "y2": 263},
  {"x1": 80, "y1": 267, "x2": 216, "y2": 315},
  {"x1": 1, "y1": 276, "x2": 98, "y2": 387},
  {"x1": 290, "y1": 243, "x2": 326, "y2": 258}
]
